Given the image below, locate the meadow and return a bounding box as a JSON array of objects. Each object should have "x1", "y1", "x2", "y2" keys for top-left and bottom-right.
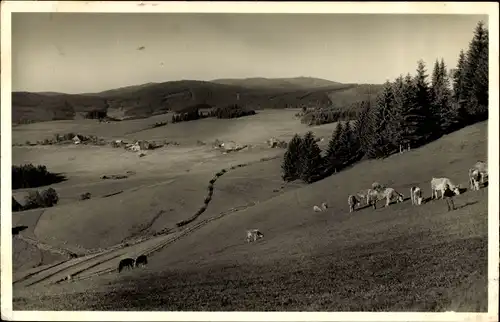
[{"x1": 11, "y1": 108, "x2": 488, "y2": 311}]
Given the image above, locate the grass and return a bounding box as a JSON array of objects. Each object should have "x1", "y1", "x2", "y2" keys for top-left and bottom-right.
[{"x1": 12, "y1": 119, "x2": 488, "y2": 311}]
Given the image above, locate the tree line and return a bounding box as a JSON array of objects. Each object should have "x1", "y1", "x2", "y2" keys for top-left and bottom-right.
[
  {"x1": 282, "y1": 21, "x2": 488, "y2": 183},
  {"x1": 171, "y1": 103, "x2": 257, "y2": 123}
]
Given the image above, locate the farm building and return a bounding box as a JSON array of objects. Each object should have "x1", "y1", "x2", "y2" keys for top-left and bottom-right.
[{"x1": 72, "y1": 135, "x2": 82, "y2": 145}]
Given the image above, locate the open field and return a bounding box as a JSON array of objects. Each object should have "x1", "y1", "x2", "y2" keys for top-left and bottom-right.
[{"x1": 11, "y1": 109, "x2": 488, "y2": 311}]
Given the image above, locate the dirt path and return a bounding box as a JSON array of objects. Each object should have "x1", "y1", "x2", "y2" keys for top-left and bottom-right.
[{"x1": 14, "y1": 156, "x2": 280, "y2": 289}]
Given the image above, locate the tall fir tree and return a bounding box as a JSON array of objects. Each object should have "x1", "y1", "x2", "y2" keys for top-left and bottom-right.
[
  {"x1": 281, "y1": 134, "x2": 303, "y2": 182},
  {"x1": 354, "y1": 99, "x2": 374, "y2": 159},
  {"x1": 389, "y1": 75, "x2": 406, "y2": 151},
  {"x1": 324, "y1": 122, "x2": 344, "y2": 174},
  {"x1": 414, "y1": 60, "x2": 439, "y2": 143},
  {"x1": 369, "y1": 81, "x2": 396, "y2": 158},
  {"x1": 435, "y1": 58, "x2": 458, "y2": 133},
  {"x1": 299, "y1": 131, "x2": 323, "y2": 183},
  {"x1": 453, "y1": 50, "x2": 468, "y2": 105},
  {"x1": 463, "y1": 21, "x2": 489, "y2": 121}
]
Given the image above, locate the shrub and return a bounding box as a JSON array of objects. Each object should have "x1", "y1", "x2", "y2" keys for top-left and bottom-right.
[
  {"x1": 12, "y1": 164, "x2": 66, "y2": 189},
  {"x1": 209, "y1": 179, "x2": 216, "y2": 184},
  {"x1": 23, "y1": 188, "x2": 59, "y2": 210}
]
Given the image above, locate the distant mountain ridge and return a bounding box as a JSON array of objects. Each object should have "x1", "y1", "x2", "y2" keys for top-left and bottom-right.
[
  {"x1": 12, "y1": 77, "x2": 383, "y2": 124},
  {"x1": 211, "y1": 77, "x2": 344, "y2": 90}
]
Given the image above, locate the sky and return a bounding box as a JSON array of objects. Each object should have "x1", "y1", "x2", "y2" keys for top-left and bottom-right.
[{"x1": 12, "y1": 13, "x2": 488, "y2": 94}]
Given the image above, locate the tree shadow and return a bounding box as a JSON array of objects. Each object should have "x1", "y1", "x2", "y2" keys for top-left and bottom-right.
[{"x1": 12, "y1": 225, "x2": 28, "y2": 235}]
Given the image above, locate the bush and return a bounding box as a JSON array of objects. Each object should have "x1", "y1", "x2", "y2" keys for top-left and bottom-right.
[
  {"x1": 24, "y1": 188, "x2": 59, "y2": 210},
  {"x1": 12, "y1": 164, "x2": 66, "y2": 189}
]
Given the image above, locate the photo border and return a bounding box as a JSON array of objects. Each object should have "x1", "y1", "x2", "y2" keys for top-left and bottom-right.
[{"x1": 1, "y1": 1, "x2": 498, "y2": 321}]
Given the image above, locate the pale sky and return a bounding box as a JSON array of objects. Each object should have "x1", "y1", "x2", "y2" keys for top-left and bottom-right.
[{"x1": 12, "y1": 13, "x2": 487, "y2": 94}]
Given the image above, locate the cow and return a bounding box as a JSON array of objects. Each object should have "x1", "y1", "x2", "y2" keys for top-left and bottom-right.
[
  {"x1": 442, "y1": 184, "x2": 457, "y2": 211},
  {"x1": 118, "y1": 258, "x2": 135, "y2": 273},
  {"x1": 431, "y1": 177, "x2": 460, "y2": 200},
  {"x1": 469, "y1": 168, "x2": 481, "y2": 191},
  {"x1": 348, "y1": 195, "x2": 360, "y2": 213},
  {"x1": 313, "y1": 205, "x2": 322, "y2": 212},
  {"x1": 246, "y1": 229, "x2": 264, "y2": 243},
  {"x1": 135, "y1": 255, "x2": 148, "y2": 268},
  {"x1": 321, "y1": 202, "x2": 328, "y2": 211},
  {"x1": 371, "y1": 182, "x2": 385, "y2": 192},
  {"x1": 472, "y1": 161, "x2": 488, "y2": 185},
  {"x1": 356, "y1": 189, "x2": 370, "y2": 205},
  {"x1": 367, "y1": 187, "x2": 404, "y2": 209},
  {"x1": 410, "y1": 186, "x2": 423, "y2": 205}
]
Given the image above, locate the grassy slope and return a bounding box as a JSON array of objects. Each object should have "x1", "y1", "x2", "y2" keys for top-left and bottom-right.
[
  {"x1": 13, "y1": 121, "x2": 488, "y2": 311},
  {"x1": 12, "y1": 79, "x2": 383, "y2": 124}
]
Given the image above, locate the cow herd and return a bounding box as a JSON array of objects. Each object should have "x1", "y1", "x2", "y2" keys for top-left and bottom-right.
[
  {"x1": 117, "y1": 254, "x2": 148, "y2": 273},
  {"x1": 245, "y1": 161, "x2": 487, "y2": 245},
  {"x1": 347, "y1": 160, "x2": 488, "y2": 213}
]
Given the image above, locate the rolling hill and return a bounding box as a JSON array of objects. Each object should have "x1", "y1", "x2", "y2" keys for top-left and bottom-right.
[
  {"x1": 12, "y1": 78, "x2": 383, "y2": 124},
  {"x1": 211, "y1": 76, "x2": 343, "y2": 90}
]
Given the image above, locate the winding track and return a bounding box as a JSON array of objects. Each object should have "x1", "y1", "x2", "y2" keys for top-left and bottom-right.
[{"x1": 13, "y1": 155, "x2": 280, "y2": 288}]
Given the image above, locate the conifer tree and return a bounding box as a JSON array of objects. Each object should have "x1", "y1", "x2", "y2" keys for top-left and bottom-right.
[
  {"x1": 389, "y1": 75, "x2": 406, "y2": 151},
  {"x1": 324, "y1": 122, "x2": 344, "y2": 173},
  {"x1": 433, "y1": 58, "x2": 458, "y2": 134},
  {"x1": 354, "y1": 100, "x2": 374, "y2": 158},
  {"x1": 299, "y1": 131, "x2": 323, "y2": 183},
  {"x1": 463, "y1": 21, "x2": 489, "y2": 121},
  {"x1": 368, "y1": 81, "x2": 396, "y2": 158},
  {"x1": 453, "y1": 50, "x2": 467, "y2": 105},
  {"x1": 413, "y1": 60, "x2": 438, "y2": 143},
  {"x1": 281, "y1": 134, "x2": 303, "y2": 182}
]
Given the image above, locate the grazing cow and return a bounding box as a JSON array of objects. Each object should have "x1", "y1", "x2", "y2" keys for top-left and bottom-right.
[
  {"x1": 348, "y1": 194, "x2": 360, "y2": 213},
  {"x1": 410, "y1": 186, "x2": 423, "y2": 205},
  {"x1": 246, "y1": 229, "x2": 264, "y2": 243},
  {"x1": 472, "y1": 161, "x2": 488, "y2": 185},
  {"x1": 367, "y1": 188, "x2": 404, "y2": 209},
  {"x1": 469, "y1": 168, "x2": 481, "y2": 191},
  {"x1": 443, "y1": 184, "x2": 456, "y2": 211},
  {"x1": 135, "y1": 255, "x2": 148, "y2": 267},
  {"x1": 356, "y1": 189, "x2": 370, "y2": 205},
  {"x1": 431, "y1": 177, "x2": 460, "y2": 200},
  {"x1": 118, "y1": 258, "x2": 135, "y2": 273},
  {"x1": 313, "y1": 205, "x2": 322, "y2": 212},
  {"x1": 321, "y1": 202, "x2": 328, "y2": 211},
  {"x1": 371, "y1": 182, "x2": 385, "y2": 192}
]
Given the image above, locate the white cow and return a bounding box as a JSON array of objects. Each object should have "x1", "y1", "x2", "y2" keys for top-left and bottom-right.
[
  {"x1": 410, "y1": 186, "x2": 423, "y2": 205},
  {"x1": 246, "y1": 229, "x2": 264, "y2": 243},
  {"x1": 472, "y1": 161, "x2": 488, "y2": 185},
  {"x1": 356, "y1": 189, "x2": 370, "y2": 205},
  {"x1": 321, "y1": 202, "x2": 328, "y2": 211},
  {"x1": 367, "y1": 187, "x2": 404, "y2": 209},
  {"x1": 469, "y1": 168, "x2": 481, "y2": 191},
  {"x1": 348, "y1": 195, "x2": 360, "y2": 213},
  {"x1": 430, "y1": 177, "x2": 461, "y2": 199},
  {"x1": 313, "y1": 205, "x2": 322, "y2": 212}
]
